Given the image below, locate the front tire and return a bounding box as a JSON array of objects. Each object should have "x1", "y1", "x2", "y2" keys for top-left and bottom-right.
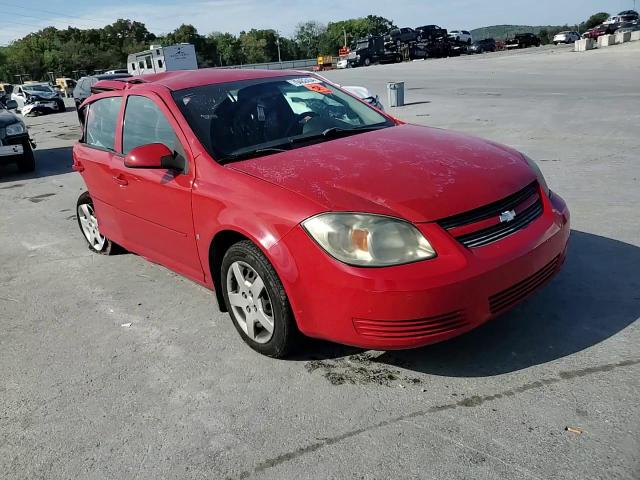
[
  {"x1": 16, "y1": 142, "x2": 35, "y2": 173},
  {"x1": 222, "y1": 240, "x2": 297, "y2": 358},
  {"x1": 76, "y1": 191, "x2": 117, "y2": 255}
]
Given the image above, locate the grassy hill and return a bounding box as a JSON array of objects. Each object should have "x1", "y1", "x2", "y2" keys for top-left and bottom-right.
[{"x1": 471, "y1": 25, "x2": 569, "y2": 40}]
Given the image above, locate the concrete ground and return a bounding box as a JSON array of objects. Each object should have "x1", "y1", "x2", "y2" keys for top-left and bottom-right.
[{"x1": 1, "y1": 42, "x2": 638, "y2": 480}]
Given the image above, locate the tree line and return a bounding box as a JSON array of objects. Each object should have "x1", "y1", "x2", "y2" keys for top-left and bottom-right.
[
  {"x1": 0, "y1": 12, "x2": 611, "y2": 82},
  {"x1": 0, "y1": 15, "x2": 394, "y2": 82}
]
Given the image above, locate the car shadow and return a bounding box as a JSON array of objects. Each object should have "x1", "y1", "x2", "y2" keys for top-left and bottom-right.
[
  {"x1": 0, "y1": 146, "x2": 72, "y2": 182},
  {"x1": 293, "y1": 230, "x2": 639, "y2": 377},
  {"x1": 402, "y1": 101, "x2": 432, "y2": 106}
]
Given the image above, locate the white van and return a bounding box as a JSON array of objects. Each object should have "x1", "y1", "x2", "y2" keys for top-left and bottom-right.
[{"x1": 127, "y1": 44, "x2": 198, "y2": 76}]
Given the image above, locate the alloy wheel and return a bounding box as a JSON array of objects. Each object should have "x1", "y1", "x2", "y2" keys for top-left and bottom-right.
[
  {"x1": 226, "y1": 261, "x2": 275, "y2": 344},
  {"x1": 77, "y1": 203, "x2": 106, "y2": 251}
]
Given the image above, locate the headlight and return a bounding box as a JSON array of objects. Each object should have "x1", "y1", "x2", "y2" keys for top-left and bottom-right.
[
  {"x1": 303, "y1": 213, "x2": 436, "y2": 267},
  {"x1": 5, "y1": 122, "x2": 26, "y2": 136},
  {"x1": 522, "y1": 154, "x2": 549, "y2": 196}
]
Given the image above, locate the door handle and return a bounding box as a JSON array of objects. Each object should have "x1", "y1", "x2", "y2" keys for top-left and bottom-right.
[{"x1": 112, "y1": 175, "x2": 128, "y2": 187}]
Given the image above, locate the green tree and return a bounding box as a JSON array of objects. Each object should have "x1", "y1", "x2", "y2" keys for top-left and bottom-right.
[
  {"x1": 582, "y1": 12, "x2": 610, "y2": 31},
  {"x1": 318, "y1": 16, "x2": 395, "y2": 55},
  {"x1": 209, "y1": 32, "x2": 242, "y2": 66},
  {"x1": 293, "y1": 21, "x2": 326, "y2": 58}
]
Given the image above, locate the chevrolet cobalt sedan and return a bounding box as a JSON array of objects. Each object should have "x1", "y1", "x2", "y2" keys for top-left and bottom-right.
[{"x1": 72, "y1": 69, "x2": 570, "y2": 357}]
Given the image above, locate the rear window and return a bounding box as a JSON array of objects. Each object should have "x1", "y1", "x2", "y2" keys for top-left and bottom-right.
[{"x1": 84, "y1": 97, "x2": 121, "y2": 151}]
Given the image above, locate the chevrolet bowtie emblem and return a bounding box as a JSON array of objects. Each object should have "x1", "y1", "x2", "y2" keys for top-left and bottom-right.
[{"x1": 499, "y1": 210, "x2": 517, "y2": 223}]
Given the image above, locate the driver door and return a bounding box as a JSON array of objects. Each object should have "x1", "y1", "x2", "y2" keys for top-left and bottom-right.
[{"x1": 109, "y1": 93, "x2": 204, "y2": 282}]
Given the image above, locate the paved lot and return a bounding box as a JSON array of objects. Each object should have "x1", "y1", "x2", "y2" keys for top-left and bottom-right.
[{"x1": 1, "y1": 43, "x2": 639, "y2": 479}]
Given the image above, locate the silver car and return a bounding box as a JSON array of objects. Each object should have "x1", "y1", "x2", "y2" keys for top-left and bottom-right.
[{"x1": 553, "y1": 31, "x2": 581, "y2": 44}]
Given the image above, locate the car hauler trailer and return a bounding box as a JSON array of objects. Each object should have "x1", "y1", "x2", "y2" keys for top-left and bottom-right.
[{"x1": 127, "y1": 44, "x2": 198, "y2": 76}]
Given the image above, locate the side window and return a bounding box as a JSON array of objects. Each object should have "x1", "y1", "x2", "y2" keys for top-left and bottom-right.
[
  {"x1": 122, "y1": 95, "x2": 179, "y2": 155},
  {"x1": 145, "y1": 56, "x2": 152, "y2": 69},
  {"x1": 84, "y1": 97, "x2": 121, "y2": 151}
]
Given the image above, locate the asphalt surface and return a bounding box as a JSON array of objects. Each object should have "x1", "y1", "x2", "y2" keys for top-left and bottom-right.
[{"x1": 1, "y1": 42, "x2": 639, "y2": 479}]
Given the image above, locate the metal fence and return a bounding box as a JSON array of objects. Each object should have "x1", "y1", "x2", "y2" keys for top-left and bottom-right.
[{"x1": 222, "y1": 58, "x2": 321, "y2": 70}]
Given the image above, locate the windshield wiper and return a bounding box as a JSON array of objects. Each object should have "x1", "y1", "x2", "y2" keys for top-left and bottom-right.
[
  {"x1": 287, "y1": 125, "x2": 388, "y2": 146},
  {"x1": 219, "y1": 125, "x2": 388, "y2": 164},
  {"x1": 219, "y1": 147, "x2": 289, "y2": 164}
]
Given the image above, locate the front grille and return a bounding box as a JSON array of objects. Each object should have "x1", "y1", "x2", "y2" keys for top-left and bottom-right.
[
  {"x1": 353, "y1": 311, "x2": 466, "y2": 340},
  {"x1": 489, "y1": 256, "x2": 560, "y2": 314},
  {"x1": 438, "y1": 181, "x2": 543, "y2": 248}
]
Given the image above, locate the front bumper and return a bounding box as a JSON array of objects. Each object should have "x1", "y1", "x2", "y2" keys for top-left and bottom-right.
[
  {"x1": 0, "y1": 133, "x2": 31, "y2": 162},
  {"x1": 270, "y1": 192, "x2": 570, "y2": 350}
]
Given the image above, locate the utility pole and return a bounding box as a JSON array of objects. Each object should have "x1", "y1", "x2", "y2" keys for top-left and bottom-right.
[
  {"x1": 343, "y1": 27, "x2": 347, "y2": 48},
  {"x1": 276, "y1": 33, "x2": 282, "y2": 63}
]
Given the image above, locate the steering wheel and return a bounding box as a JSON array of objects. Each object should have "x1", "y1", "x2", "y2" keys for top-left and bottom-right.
[{"x1": 285, "y1": 111, "x2": 319, "y2": 136}]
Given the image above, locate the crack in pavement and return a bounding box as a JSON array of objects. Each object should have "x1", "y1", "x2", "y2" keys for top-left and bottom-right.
[{"x1": 230, "y1": 358, "x2": 640, "y2": 479}]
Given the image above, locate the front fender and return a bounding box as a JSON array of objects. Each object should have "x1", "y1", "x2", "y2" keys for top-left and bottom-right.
[{"x1": 192, "y1": 156, "x2": 323, "y2": 291}]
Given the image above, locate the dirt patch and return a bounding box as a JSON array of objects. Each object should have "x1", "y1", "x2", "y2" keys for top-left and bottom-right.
[
  {"x1": 305, "y1": 352, "x2": 422, "y2": 387},
  {"x1": 28, "y1": 193, "x2": 56, "y2": 203}
]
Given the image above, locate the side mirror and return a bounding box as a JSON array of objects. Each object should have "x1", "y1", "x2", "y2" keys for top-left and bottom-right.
[
  {"x1": 124, "y1": 143, "x2": 173, "y2": 169},
  {"x1": 5, "y1": 99, "x2": 18, "y2": 110},
  {"x1": 124, "y1": 143, "x2": 186, "y2": 172}
]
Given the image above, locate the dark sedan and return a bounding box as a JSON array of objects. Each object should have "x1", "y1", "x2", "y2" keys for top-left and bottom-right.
[{"x1": 469, "y1": 38, "x2": 497, "y2": 53}]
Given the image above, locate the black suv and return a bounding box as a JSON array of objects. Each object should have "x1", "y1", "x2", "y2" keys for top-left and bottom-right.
[
  {"x1": 73, "y1": 73, "x2": 131, "y2": 110},
  {"x1": 506, "y1": 33, "x2": 541, "y2": 49},
  {"x1": 470, "y1": 38, "x2": 497, "y2": 53},
  {"x1": 415, "y1": 25, "x2": 448, "y2": 42},
  {"x1": 385, "y1": 28, "x2": 419, "y2": 47},
  {"x1": 0, "y1": 97, "x2": 36, "y2": 172}
]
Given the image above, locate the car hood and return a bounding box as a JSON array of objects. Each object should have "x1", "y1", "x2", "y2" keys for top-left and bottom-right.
[
  {"x1": 24, "y1": 90, "x2": 58, "y2": 100},
  {"x1": 229, "y1": 124, "x2": 536, "y2": 223},
  {"x1": 0, "y1": 109, "x2": 20, "y2": 128}
]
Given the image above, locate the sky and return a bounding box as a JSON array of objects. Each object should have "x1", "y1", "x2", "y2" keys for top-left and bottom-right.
[{"x1": 0, "y1": 0, "x2": 635, "y2": 45}]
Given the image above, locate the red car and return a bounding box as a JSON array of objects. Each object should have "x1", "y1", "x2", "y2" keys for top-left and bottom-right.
[{"x1": 73, "y1": 69, "x2": 570, "y2": 357}]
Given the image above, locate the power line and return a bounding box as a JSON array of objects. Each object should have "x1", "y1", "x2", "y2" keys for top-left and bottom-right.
[
  {"x1": 0, "y1": 1, "x2": 110, "y2": 25},
  {"x1": 0, "y1": 1, "x2": 167, "y2": 31},
  {"x1": 0, "y1": 10, "x2": 100, "y2": 30}
]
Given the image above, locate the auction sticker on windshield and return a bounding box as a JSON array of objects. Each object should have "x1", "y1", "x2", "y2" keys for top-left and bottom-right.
[
  {"x1": 304, "y1": 83, "x2": 332, "y2": 95},
  {"x1": 286, "y1": 77, "x2": 322, "y2": 87}
]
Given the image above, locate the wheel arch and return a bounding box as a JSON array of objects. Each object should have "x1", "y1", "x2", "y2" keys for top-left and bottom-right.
[
  {"x1": 208, "y1": 229, "x2": 251, "y2": 312},
  {"x1": 206, "y1": 225, "x2": 302, "y2": 323}
]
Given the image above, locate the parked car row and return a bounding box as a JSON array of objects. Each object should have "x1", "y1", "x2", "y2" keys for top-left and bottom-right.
[
  {"x1": 583, "y1": 10, "x2": 639, "y2": 39},
  {"x1": 384, "y1": 25, "x2": 472, "y2": 49}
]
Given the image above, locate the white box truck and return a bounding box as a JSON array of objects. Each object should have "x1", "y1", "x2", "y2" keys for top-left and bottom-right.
[{"x1": 127, "y1": 44, "x2": 198, "y2": 76}]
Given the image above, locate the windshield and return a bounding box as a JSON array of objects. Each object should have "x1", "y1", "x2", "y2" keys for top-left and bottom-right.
[
  {"x1": 24, "y1": 84, "x2": 54, "y2": 93},
  {"x1": 356, "y1": 41, "x2": 370, "y2": 49},
  {"x1": 172, "y1": 76, "x2": 394, "y2": 163}
]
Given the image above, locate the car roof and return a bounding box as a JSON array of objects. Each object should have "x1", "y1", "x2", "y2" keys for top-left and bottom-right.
[
  {"x1": 126, "y1": 68, "x2": 304, "y2": 92},
  {"x1": 95, "y1": 73, "x2": 131, "y2": 80}
]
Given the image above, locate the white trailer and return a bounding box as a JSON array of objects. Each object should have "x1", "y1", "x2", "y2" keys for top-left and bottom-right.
[{"x1": 127, "y1": 44, "x2": 198, "y2": 76}]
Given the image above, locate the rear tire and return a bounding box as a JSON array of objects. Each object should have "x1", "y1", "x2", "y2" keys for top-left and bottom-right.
[
  {"x1": 221, "y1": 240, "x2": 298, "y2": 358},
  {"x1": 76, "y1": 191, "x2": 118, "y2": 255},
  {"x1": 16, "y1": 142, "x2": 35, "y2": 173}
]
